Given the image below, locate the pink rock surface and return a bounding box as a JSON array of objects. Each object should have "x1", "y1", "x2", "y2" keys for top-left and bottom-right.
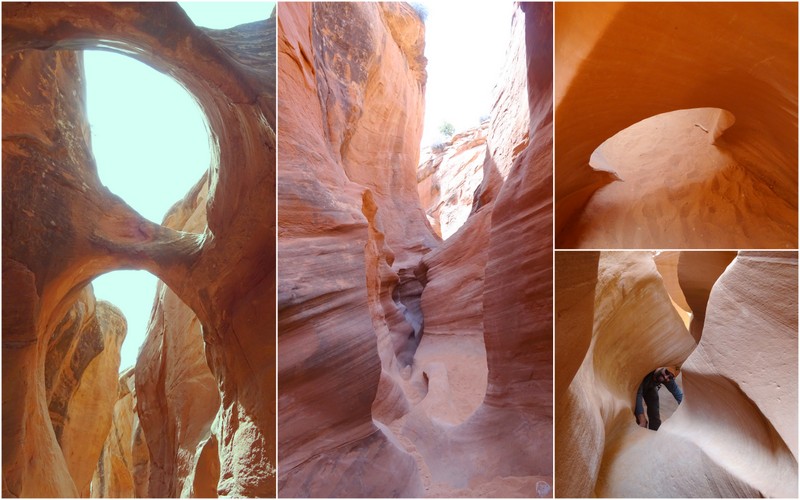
[
  {"x1": 277, "y1": 3, "x2": 429, "y2": 496},
  {"x1": 417, "y1": 123, "x2": 489, "y2": 239},
  {"x1": 278, "y1": 3, "x2": 552, "y2": 497}
]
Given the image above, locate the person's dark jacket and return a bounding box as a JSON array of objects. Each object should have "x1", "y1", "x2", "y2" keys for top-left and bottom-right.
[{"x1": 635, "y1": 370, "x2": 683, "y2": 416}]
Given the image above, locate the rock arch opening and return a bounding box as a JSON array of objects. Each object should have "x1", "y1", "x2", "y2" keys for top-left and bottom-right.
[
  {"x1": 84, "y1": 49, "x2": 213, "y2": 375},
  {"x1": 91, "y1": 270, "x2": 159, "y2": 373},
  {"x1": 589, "y1": 107, "x2": 736, "y2": 180},
  {"x1": 85, "y1": 50, "x2": 212, "y2": 226},
  {"x1": 561, "y1": 106, "x2": 797, "y2": 249}
]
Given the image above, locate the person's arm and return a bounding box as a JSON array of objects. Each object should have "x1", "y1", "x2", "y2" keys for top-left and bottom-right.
[
  {"x1": 665, "y1": 379, "x2": 683, "y2": 404},
  {"x1": 634, "y1": 383, "x2": 648, "y2": 427},
  {"x1": 635, "y1": 383, "x2": 645, "y2": 415}
]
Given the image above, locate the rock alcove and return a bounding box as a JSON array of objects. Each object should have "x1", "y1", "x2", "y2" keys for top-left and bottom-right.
[{"x1": 555, "y1": 2, "x2": 798, "y2": 249}]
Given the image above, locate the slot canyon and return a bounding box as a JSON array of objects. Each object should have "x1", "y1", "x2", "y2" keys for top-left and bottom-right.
[
  {"x1": 555, "y1": 3, "x2": 798, "y2": 249},
  {"x1": 277, "y1": 2, "x2": 553, "y2": 497},
  {"x1": 3, "y1": 3, "x2": 276, "y2": 497},
  {"x1": 555, "y1": 251, "x2": 797, "y2": 497}
]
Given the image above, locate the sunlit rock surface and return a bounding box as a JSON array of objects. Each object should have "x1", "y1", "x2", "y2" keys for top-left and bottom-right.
[
  {"x1": 90, "y1": 368, "x2": 136, "y2": 498},
  {"x1": 45, "y1": 288, "x2": 127, "y2": 497},
  {"x1": 555, "y1": 251, "x2": 797, "y2": 497},
  {"x1": 417, "y1": 122, "x2": 489, "y2": 239},
  {"x1": 278, "y1": 2, "x2": 552, "y2": 497},
  {"x1": 2, "y1": 3, "x2": 276, "y2": 497},
  {"x1": 555, "y1": 3, "x2": 798, "y2": 248},
  {"x1": 133, "y1": 175, "x2": 221, "y2": 498}
]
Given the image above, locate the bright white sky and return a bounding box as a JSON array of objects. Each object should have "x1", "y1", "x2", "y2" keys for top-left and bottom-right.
[
  {"x1": 87, "y1": 2, "x2": 272, "y2": 372},
  {"x1": 419, "y1": 1, "x2": 513, "y2": 146},
  {"x1": 87, "y1": 1, "x2": 505, "y2": 373}
]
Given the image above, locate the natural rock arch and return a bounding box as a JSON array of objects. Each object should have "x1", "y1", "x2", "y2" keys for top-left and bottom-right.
[{"x1": 3, "y1": 3, "x2": 275, "y2": 496}]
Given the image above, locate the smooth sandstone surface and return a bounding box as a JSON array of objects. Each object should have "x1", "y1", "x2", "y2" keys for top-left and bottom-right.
[
  {"x1": 44, "y1": 287, "x2": 128, "y2": 497},
  {"x1": 555, "y1": 251, "x2": 797, "y2": 497},
  {"x1": 555, "y1": 3, "x2": 798, "y2": 248},
  {"x1": 278, "y1": 3, "x2": 552, "y2": 497},
  {"x1": 90, "y1": 369, "x2": 136, "y2": 498},
  {"x1": 3, "y1": 3, "x2": 276, "y2": 497},
  {"x1": 277, "y1": 4, "x2": 429, "y2": 496}
]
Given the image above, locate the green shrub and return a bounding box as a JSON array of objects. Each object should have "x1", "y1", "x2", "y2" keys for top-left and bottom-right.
[{"x1": 439, "y1": 121, "x2": 455, "y2": 137}]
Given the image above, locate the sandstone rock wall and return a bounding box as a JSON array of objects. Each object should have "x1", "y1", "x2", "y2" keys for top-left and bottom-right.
[
  {"x1": 90, "y1": 368, "x2": 136, "y2": 498},
  {"x1": 278, "y1": 2, "x2": 553, "y2": 497},
  {"x1": 277, "y1": 3, "x2": 430, "y2": 495},
  {"x1": 555, "y1": 251, "x2": 797, "y2": 497},
  {"x1": 555, "y1": 3, "x2": 798, "y2": 248},
  {"x1": 133, "y1": 175, "x2": 221, "y2": 498},
  {"x1": 417, "y1": 123, "x2": 489, "y2": 239},
  {"x1": 3, "y1": 3, "x2": 276, "y2": 496},
  {"x1": 42, "y1": 285, "x2": 128, "y2": 497}
]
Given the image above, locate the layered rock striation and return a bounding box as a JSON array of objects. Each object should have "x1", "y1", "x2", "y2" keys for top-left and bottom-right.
[
  {"x1": 45, "y1": 287, "x2": 128, "y2": 497},
  {"x1": 555, "y1": 3, "x2": 798, "y2": 248},
  {"x1": 417, "y1": 122, "x2": 489, "y2": 239},
  {"x1": 278, "y1": 2, "x2": 552, "y2": 497},
  {"x1": 90, "y1": 368, "x2": 136, "y2": 498},
  {"x1": 3, "y1": 3, "x2": 276, "y2": 497},
  {"x1": 555, "y1": 251, "x2": 797, "y2": 497}
]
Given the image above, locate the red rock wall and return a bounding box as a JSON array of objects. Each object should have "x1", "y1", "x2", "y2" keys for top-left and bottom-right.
[
  {"x1": 3, "y1": 3, "x2": 276, "y2": 497},
  {"x1": 555, "y1": 3, "x2": 798, "y2": 248},
  {"x1": 277, "y1": 3, "x2": 429, "y2": 496},
  {"x1": 278, "y1": 2, "x2": 553, "y2": 497},
  {"x1": 417, "y1": 123, "x2": 489, "y2": 239}
]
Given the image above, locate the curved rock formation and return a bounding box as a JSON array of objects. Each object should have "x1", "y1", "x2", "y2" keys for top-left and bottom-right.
[
  {"x1": 277, "y1": 3, "x2": 430, "y2": 496},
  {"x1": 90, "y1": 368, "x2": 136, "y2": 498},
  {"x1": 45, "y1": 288, "x2": 127, "y2": 497},
  {"x1": 3, "y1": 3, "x2": 276, "y2": 496},
  {"x1": 278, "y1": 2, "x2": 552, "y2": 497},
  {"x1": 133, "y1": 175, "x2": 221, "y2": 498},
  {"x1": 555, "y1": 3, "x2": 798, "y2": 248},
  {"x1": 555, "y1": 251, "x2": 797, "y2": 497}
]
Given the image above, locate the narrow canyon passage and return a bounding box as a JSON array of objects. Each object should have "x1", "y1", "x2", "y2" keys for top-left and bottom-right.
[
  {"x1": 277, "y1": 2, "x2": 553, "y2": 497},
  {"x1": 555, "y1": 250, "x2": 797, "y2": 497}
]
